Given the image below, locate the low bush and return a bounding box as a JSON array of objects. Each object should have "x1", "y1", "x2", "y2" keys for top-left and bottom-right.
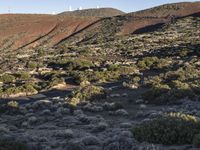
[
  {"x1": 132, "y1": 116, "x2": 200, "y2": 145},
  {"x1": 179, "y1": 48, "x2": 189, "y2": 57},
  {"x1": 0, "y1": 83, "x2": 37, "y2": 97},
  {"x1": 71, "y1": 65, "x2": 137, "y2": 84},
  {"x1": 22, "y1": 83, "x2": 37, "y2": 93},
  {"x1": 0, "y1": 74, "x2": 15, "y2": 83},
  {"x1": 69, "y1": 85, "x2": 106, "y2": 105},
  {"x1": 137, "y1": 56, "x2": 159, "y2": 70},
  {"x1": 7, "y1": 101, "x2": 19, "y2": 108},
  {"x1": 0, "y1": 140, "x2": 28, "y2": 150},
  {"x1": 27, "y1": 61, "x2": 37, "y2": 69},
  {"x1": 142, "y1": 85, "x2": 170, "y2": 104},
  {"x1": 15, "y1": 72, "x2": 30, "y2": 80},
  {"x1": 137, "y1": 57, "x2": 171, "y2": 70},
  {"x1": 48, "y1": 77, "x2": 65, "y2": 87},
  {"x1": 193, "y1": 134, "x2": 200, "y2": 148},
  {"x1": 142, "y1": 87, "x2": 196, "y2": 104},
  {"x1": 167, "y1": 112, "x2": 198, "y2": 123},
  {"x1": 49, "y1": 58, "x2": 95, "y2": 71}
]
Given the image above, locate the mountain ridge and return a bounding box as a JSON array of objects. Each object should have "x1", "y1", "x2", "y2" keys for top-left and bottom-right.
[
  {"x1": 58, "y1": 7, "x2": 125, "y2": 17},
  {"x1": 0, "y1": 2, "x2": 199, "y2": 51}
]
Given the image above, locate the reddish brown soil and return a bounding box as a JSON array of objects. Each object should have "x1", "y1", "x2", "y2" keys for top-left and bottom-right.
[
  {"x1": 0, "y1": 14, "x2": 98, "y2": 50},
  {"x1": 121, "y1": 2, "x2": 200, "y2": 35},
  {"x1": 0, "y1": 2, "x2": 199, "y2": 51}
]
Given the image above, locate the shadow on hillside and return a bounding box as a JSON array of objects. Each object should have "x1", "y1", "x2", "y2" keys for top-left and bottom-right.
[
  {"x1": 142, "y1": 85, "x2": 200, "y2": 105},
  {"x1": 132, "y1": 43, "x2": 200, "y2": 59},
  {"x1": 0, "y1": 89, "x2": 73, "y2": 105},
  {"x1": 132, "y1": 23, "x2": 165, "y2": 34}
]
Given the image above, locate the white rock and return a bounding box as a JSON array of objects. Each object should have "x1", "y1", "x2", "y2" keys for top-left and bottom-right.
[
  {"x1": 74, "y1": 109, "x2": 84, "y2": 116},
  {"x1": 64, "y1": 129, "x2": 74, "y2": 138},
  {"x1": 135, "y1": 99, "x2": 144, "y2": 104},
  {"x1": 122, "y1": 93, "x2": 128, "y2": 97},
  {"x1": 110, "y1": 94, "x2": 120, "y2": 98},
  {"x1": 21, "y1": 122, "x2": 28, "y2": 128},
  {"x1": 55, "y1": 129, "x2": 74, "y2": 138},
  {"x1": 115, "y1": 109, "x2": 129, "y2": 116},
  {"x1": 120, "y1": 122, "x2": 132, "y2": 128},
  {"x1": 0, "y1": 126, "x2": 9, "y2": 133},
  {"x1": 140, "y1": 104, "x2": 147, "y2": 109},
  {"x1": 41, "y1": 109, "x2": 51, "y2": 115},
  {"x1": 28, "y1": 116, "x2": 37, "y2": 125},
  {"x1": 121, "y1": 131, "x2": 133, "y2": 138},
  {"x1": 92, "y1": 122, "x2": 108, "y2": 132}
]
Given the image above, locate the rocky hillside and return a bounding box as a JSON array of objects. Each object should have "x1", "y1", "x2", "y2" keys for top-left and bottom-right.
[
  {"x1": 0, "y1": 14, "x2": 98, "y2": 51},
  {"x1": 0, "y1": 2, "x2": 200, "y2": 150},
  {"x1": 57, "y1": 2, "x2": 200, "y2": 46},
  {"x1": 0, "y1": 2, "x2": 199, "y2": 52}
]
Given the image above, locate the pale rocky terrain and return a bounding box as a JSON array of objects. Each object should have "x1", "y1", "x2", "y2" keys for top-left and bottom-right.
[{"x1": 1, "y1": 88, "x2": 200, "y2": 150}]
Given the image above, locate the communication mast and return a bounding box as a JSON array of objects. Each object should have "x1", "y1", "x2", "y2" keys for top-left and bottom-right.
[
  {"x1": 69, "y1": 5, "x2": 72, "y2": 11},
  {"x1": 8, "y1": 7, "x2": 11, "y2": 13},
  {"x1": 79, "y1": 6, "x2": 82, "y2": 10}
]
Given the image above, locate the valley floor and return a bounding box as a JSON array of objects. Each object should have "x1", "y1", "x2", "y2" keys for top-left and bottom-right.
[{"x1": 1, "y1": 83, "x2": 200, "y2": 150}]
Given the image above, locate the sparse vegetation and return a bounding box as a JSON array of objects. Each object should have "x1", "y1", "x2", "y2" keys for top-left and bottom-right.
[{"x1": 0, "y1": 3, "x2": 199, "y2": 149}]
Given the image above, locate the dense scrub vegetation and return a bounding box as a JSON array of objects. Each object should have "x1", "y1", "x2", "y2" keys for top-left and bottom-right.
[
  {"x1": 132, "y1": 114, "x2": 200, "y2": 145},
  {"x1": 0, "y1": 140, "x2": 28, "y2": 150}
]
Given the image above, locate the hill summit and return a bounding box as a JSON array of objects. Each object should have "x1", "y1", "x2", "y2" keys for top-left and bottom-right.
[{"x1": 58, "y1": 8, "x2": 125, "y2": 17}]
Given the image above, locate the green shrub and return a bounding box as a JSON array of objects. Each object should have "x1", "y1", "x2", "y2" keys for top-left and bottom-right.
[
  {"x1": 71, "y1": 64, "x2": 137, "y2": 84},
  {"x1": 179, "y1": 48, "x2": 189, "y2": 57},
  {"x1": 132, "y1": 116, "x2": 200, "y2": 145},
  {"x1": 171, "y1": 80, "x2": 190, "y2": 89},
  {"x1": 27, "y1": 61, "x2": 37, "y2": 69},
  {"x1": 142, "y1": 86, "x2": 196, "y2": 104},
  {"x1": 152, "y1": 58, "x2": 172, "y2": 70},
  {"x1": 37, "y1": 48, "x2": 45, "y2": 57},
  {"x1": 165, "y1": 65, "x2": 199, "y2": 82},
  {"x1": 193, "y1": 134, "x2": 200, "y2": 148},
  {"x1": 4, "y1": 87, "x2": 22, "y2": 95},
  {"x1": 0, "y1": 140, "x2": 28, "y2": 150},
  {"x1": 0, "y1": 74, "x2": 15, "y2": 83},
  {"x1": 15, "y1": 72, "x2": 30, "y2": 80},
  {"x1": 137, "y1": 57, "x2": 172, "y2": 70},
  {"x1": 1, "y1": 83, "x2": 37, "y2": 97},
  {"x1": 69, "y1": 85, "x2": 106, "y2": 105},
  {"x1": 50, "y1": 58, "x2": 94, "y2": 71},
  {"x1": 67, "y1": 59, "x2": 94, "y2": 70},
  {"x1": 144, "y1": 76, "x2": 162, "y2": 87},
  {"x1": 137, "y1": 57, "x2": 159, "y2": 70},
  {"x1": 7, "y1": 101, "x2": 19, "y2": 108},
  {"x1": 49, "y1": 77, "x2": 64, "y2": 87},
  {"x1": 71, "y1": 70, "x2": 120, "y2": 84},
  {"x1": 22, "y1": 83, "x2": 37, "y2": 93},
  {"x1": 142, "y1": 85, "x2": 170, "y2": 104}
]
